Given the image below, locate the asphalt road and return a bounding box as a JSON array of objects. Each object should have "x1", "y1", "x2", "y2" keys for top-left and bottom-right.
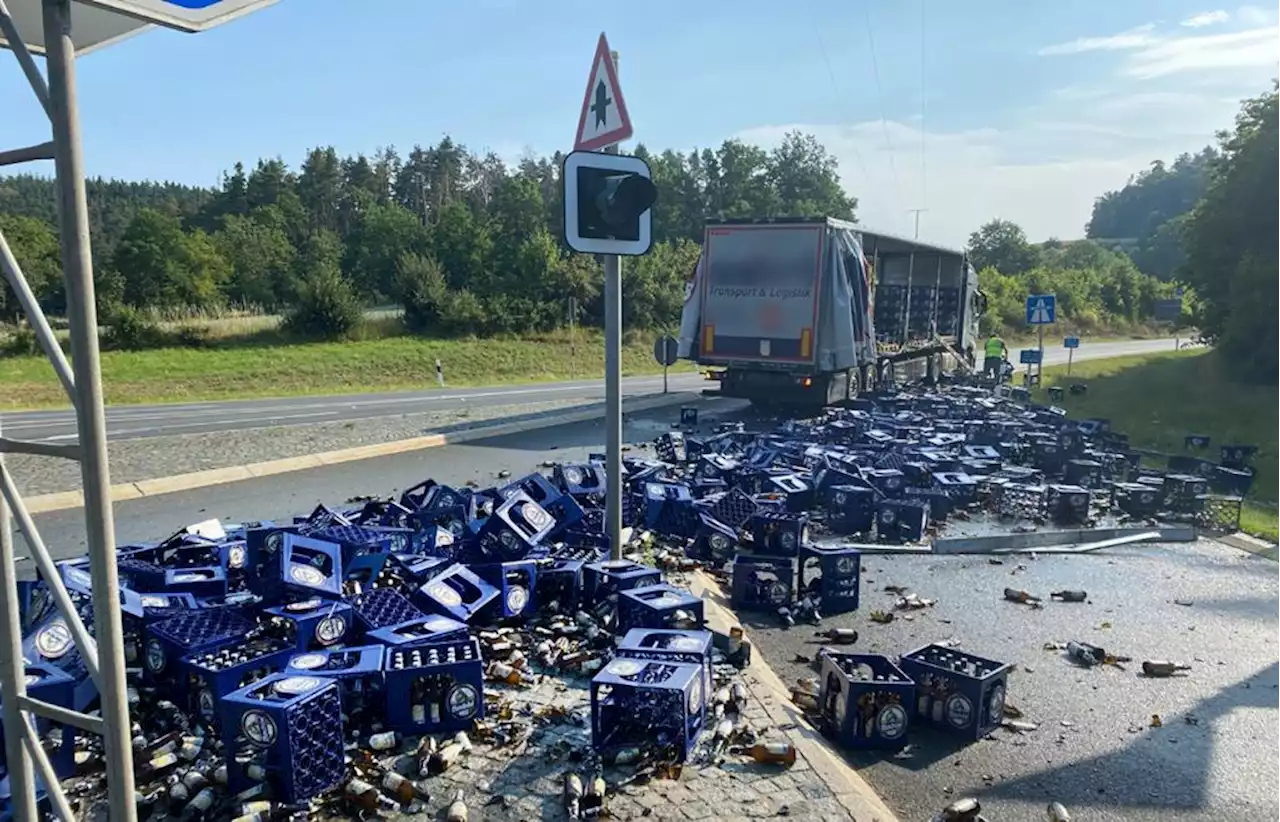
[
  {"x1": 2, "y1": 339, "x2": 1178, "y2": 442},
  {"x1": 25, "y1": 388, "x2": 1272, "y2": 822}
]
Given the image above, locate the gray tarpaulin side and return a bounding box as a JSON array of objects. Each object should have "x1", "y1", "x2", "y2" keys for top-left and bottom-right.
[
  {"x1": 676, "y1": 255, "x2": 703, "y2": 360},
  {"x1": 829, "y1": 227, "x2": 877, "y2": 369}
]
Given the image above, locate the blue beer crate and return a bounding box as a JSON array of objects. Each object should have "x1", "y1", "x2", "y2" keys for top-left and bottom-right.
[
  {"x1": 767, "y1": 473, "x2": 814, "y2": 512},
  {"x1": 749, "y1": 510, "x2": 809, "y2": 556},
  {"x1": 590, "y1": 658, "x2": 706, "y2": 763},
  {"x1": 0, "y1": 664, "x2": 76, "y2": 779},
  {"x1": 412, "y1": 564, "x2": 499, "y2": 624},
  {"x1": 898, "y1": 644, "x2": 1012, "y2": 741},
  {"x1": 316, "y1": 522, "x2": 413, "y2": 558},
  {"x1": 933, "y1": 472, "x2": 980, "y2": 506},
  {"x1": 730, "y1": 554, "x2": 796, "y2": 611},
  {"x1": 345, "y1": 587, "x2": 427, "y2": 634},
  {"x1": 643, "y1": 482, "x2": 699, "y2": 537},
  {"x1": 182, "y1": 636, "x2": 295, "y2": 725},
  {"x1": 472, "y1": 560, "x2": 538, "y2": 621},
  {"x1": 366, "y1": 614, "x2": 470, "y2": 648},
  {"x1": 284, "y1": 646, "x2": 385, "y2": 722},
  {"x1": 541, "y1": 491, "x2": 586, "y2": 537},
  {"x1": 279, "y1": 533, "x2": 344, "y2": 599},
  {"x1": 285, "y1": 644, "x2": 385, "y2": 679},
  {"x1": 615, "y1": 629, "x2": 713, "y2": 705},
  {"x1": 220, "y1": 673, "x2": 345, "y2": 802},
  {"x1": 22, "y1": 608, "x2": 99, "y2": 712},
  {"x1": 554, "y1": 462, "x2": 606, "y2": 498},
  {"x1": 1064, "y1": 459, "x2": 1103, "y2": 489},
  {"x1": 865, "y1": 468, "x2": 906, "y2": 497},
  {"x1": 350, "y1": 499, "x2": 414, "y2": 528},
  {"x1": 1113, "y1": 481, "x2": 1161, "y2": 516},
  {"x1": 706, "y1": 487, "x2": 756, "y2": 529},
  {"x1": 387, "y1": 552, "x2": 451, "y2": 585},
  {"x1": 498, "y1": 472, "x2": 562, "y2": 507},
  {"x1": 398, "y1": 478, "x2": 439, "y2": 511},
  {"x1": 383, "y1": 638, "x2": 484, "y2": 734},
  {"x1": 817, "y1": 652, "x2": 914, "y2": 750},
  {"x1": 116, "y1": 553, "x2": 229, "y2": 599},
  {"x1": 617, "y1": 584, "x2": 704, "y2": 634},
  {"x1": 261, "y1": 599, "x2": 354, "y2": 652},
  {"x1": 690, "y1": 513, "x2": 738, "y2": 561},
  {"x1": 875, "y1": 500, "x2": 929, "y2": 543},
  {"x1": 582, "y1": 560, "x2": 661, "y2": 606},
  {"x1": 144, "y1": 608, "x2": 255, "y2": 690},
  {"x1": 476, "y1": 491, "x2": 557, "y2": 561},
  {"x1": 825, "y1": 484, "x2": 876, "y2": 534},
  {"x1": 534, "y1": 558, "x2": 585, "y2": 609},
  {"x1": 243, "y1": 521, "x2": 298, "y2": 599},
  {"x1": 1046, "y1": 484, "x2": 1091, "y2": 524},
  {"x1": 799, "y1": 545, "x2": 861, "y2": 615},
  {"x1": 655, "y1": 431, "x2": 688, "y2": 462}
]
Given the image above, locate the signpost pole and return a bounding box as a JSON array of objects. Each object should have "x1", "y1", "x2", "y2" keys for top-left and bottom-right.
[
  {"x1": 604, "y1": 49, "x2": 624, "y2": 561},
  {"x1": 42, "y1": 1, "x2": 138, "y2": 818},
  {"x1": 1037, "y1": 324, "x2": 1044, "y2": 387},
  {"x1": 1067, "y1": 346, "x2": 1074, "y2": 377}
]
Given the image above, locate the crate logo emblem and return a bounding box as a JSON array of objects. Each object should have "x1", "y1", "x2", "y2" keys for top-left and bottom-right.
[
  {"x1": 145, "y1": 638, "x2": 167, "y2": 672},
  {"x1": 427, "y1": 582, "x2": 463, "y2": 608},
  {"x1": 521, "y1": 502, "x2": 552, "y2": 530},
  {"x1": 171, "y1": 572, "x2": 207, "y2": 584},
  {"x1": 241, "y1": 709, "x2": 278, "y2": 747},
  {"x1": 290, "y1": 653, "x2": 327, "y2": 670},
  {"x1": 228, "y1": 545, "x2": 247, "y2": 568},
  {"x1": 985, "y1": 683, "x2": 1006, "y2": 725},
  {"x1": 197, "y1": 689, "x2": 216, "y2": 721},
  {"x1": 834, "y1": 491, "x2": 848, "y2": 506},
  {"x1": 447, "y1": 683, "x2": 479, "y2": 719},
  {"x1": 765, "y1": 581, "x2": 789, "y2": 605},
  {"x1": 35, "y1": 619, "x2": 73, "y2": 659},
  {"x1": 944, "y1": 693, "x2": 973, "y2": 729},
  {"x1": 290, "y1": 564, "x2": 327, "y2": 587},
  {"x1": 315, "y1": 615, "x2": 347, "y2": 645},
  {"x1": 835, "y1": 557, "x2": 857, "y2": 575},
  {"x1": 877, "y1": 703, "x2": 908, "y2": 739},
  {"x1": 505, "y1": 585, "x2": 529, "y2": 615},
  {"x1": 606, "y1": 659, "x2": 643, "y2": 677},
  {"x1": 264, "y1": 531, "x2": 283, "y2": 554},
  {"x1": 275, "y1": 676, "x2": 321, "y2": 696},
  {"x1": 669, "y1": 636, "x2": 703, "y2": 651}
]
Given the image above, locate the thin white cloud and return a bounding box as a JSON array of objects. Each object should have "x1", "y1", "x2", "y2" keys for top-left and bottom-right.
[
  {"x1": 1122, "y1": 25, "x2": 1280, "y2": 78},
  {"x1": 734, "y1": 86, "x2": 1247, "y2": 247},
  {"x1": 1037, "y1": 16, "x2": 1278, "y2": 80},
  {"x1": 1037, "y1": 24, "x2": 1157, "y2": 56},
  {"x1": 1182, "y1": 10, "x2": 1230, "y2": 27}
]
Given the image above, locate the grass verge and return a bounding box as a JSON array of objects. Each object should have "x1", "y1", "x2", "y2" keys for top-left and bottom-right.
[
  {"x1": 0, "y1": 329, "x2": 696, "y2": 410},
  {"x1": 1032, "y1": 349, "x2": 1277, "y2": 543}
]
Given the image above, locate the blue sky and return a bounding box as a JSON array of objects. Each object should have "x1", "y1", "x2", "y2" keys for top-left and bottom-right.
[{"x1": 2, "y1": 0, "x2": 1276, "y2": 245}]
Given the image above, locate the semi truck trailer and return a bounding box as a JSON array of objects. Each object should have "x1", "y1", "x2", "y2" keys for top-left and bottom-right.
[{"x1": 677, "y1": 217, "x2": 985, "y2": 408}]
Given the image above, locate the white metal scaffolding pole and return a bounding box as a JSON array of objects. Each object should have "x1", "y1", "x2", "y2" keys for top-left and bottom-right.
[{"x1": 0, "y1": 1, "x2": 139, "y2": 819}]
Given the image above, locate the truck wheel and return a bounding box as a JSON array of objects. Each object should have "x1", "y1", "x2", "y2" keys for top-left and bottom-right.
[{"x1": 860, "y1": 364, "x2": 876, "y2": 393}]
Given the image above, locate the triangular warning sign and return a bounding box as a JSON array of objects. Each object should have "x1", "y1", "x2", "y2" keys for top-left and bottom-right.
[{"x1": 574, "y1": 32, "x2": 634, "y2": 152}]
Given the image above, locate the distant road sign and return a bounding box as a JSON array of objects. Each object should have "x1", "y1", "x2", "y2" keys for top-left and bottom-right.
[
  {"x1": 1019, "y1": 349, "x2": 1043, "y2": 365},
  {"x1": 1064, "y1": 337, "x2": 1080, "y2": 349},
  {"x1": 574, "y1": 32, "x2": 634, "y2": 151},
  {"x1": 1174, "y1": 287, "x2": 1185, "y2": 298},
  {"x1": 1026, "y1": 294, "x2": 1056, "y2": 325},
  {"x1": 1153, "y1": 298, "x2": 1182, "y2": 323},
  {"x1": 654, "y1": 335, "x2": 679, "y2": 367}
]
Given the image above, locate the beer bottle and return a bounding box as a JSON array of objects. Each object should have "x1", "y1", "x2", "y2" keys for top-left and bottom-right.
[
  {"x1": 1050, "y1": 590, "x2": 1087, "y2": 603},
  {"x1": 744, "y1": 742, "x2": 796, "y2": 766},
  {"x1": 814, "y1": 628, "x2": 858, "y2": 644},
  {"x1": 1141, "y1": 660, "x2": 1191, "y2": 678},
  {"x1": 1003, "y1": 588, "x2": 1041, "y2": 604}
]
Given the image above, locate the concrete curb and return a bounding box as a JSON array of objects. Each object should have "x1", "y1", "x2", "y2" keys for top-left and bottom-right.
[
  {"x1": 1215, "y1": 531, "x2": 1279, "y2": 561},
  {"x1": 24, "y1": 391, "x2": 706, "y2": 515},
  {"x1": 686, "y1": 570, "x2": 901, "y2": 822}
]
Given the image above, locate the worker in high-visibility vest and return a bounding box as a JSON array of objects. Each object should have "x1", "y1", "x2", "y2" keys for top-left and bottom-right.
[{"x1": 983, "y1": 333, "x2": 1007, "y2": 381}]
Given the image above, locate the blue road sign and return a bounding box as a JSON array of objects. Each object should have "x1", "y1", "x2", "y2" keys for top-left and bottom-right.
[
  {"x1": 1019, "y1": 349, "x2": 1043, "y2": 365},
  {"x1": 1064, "y1": 337, "x2": 1080, "y2": 349},
  {"x1": 1174, "y1": 287, "x2": 1185, "y2": 298},
  {"x1": 1026, "y1": 294, "x2": 1056, "y2": 325}
]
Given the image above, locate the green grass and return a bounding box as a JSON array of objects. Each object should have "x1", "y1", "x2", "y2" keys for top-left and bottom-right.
[
  {"x1": 0, "y1": 329, "x2": 696, "y2": 410},
  {"x1": 1031, "y1": 349, "x2": 1278, "y2": 542}
]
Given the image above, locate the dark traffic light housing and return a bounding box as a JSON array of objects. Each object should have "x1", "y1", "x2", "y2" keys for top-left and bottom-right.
[{"x1": 563, "y1": 150, "x2": 657, "y2": 255}]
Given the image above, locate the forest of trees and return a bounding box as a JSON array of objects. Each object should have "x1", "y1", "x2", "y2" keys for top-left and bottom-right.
[
  {"x1": 0, "y1": 132, "x2": 854, "y2": 340},
  {"x1": 1086, "y1": 148, "x2": 1216, "y2": 281},
  {"x1": 0, "y1": 83, "x2": 1274, "y2": 385},
  {"x1": 965, "y1": 218, "x2": 1177, "y2": 333}
]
